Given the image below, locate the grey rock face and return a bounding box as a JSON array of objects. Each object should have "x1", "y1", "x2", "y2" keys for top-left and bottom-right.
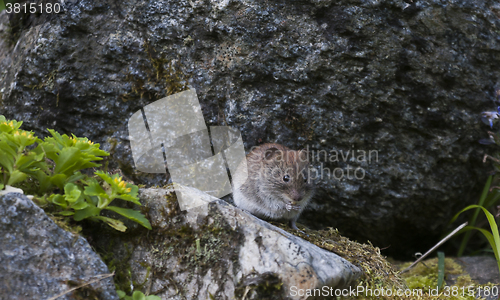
[
  {"x1": 448, "y1": 256, "x2": 499, "y2": 300},
  {"x1": 0, "y1": 193, "x2": 118, "y2": 300},
  {"x1": 88, "y1": 187, "x2": 361, "y2": 300},
  {"x1": 451, "y1": 256, "x2": 500, "y2": 285},
  {"x1": 1, "y1": 0, "x2": 500, "y2": 256}
]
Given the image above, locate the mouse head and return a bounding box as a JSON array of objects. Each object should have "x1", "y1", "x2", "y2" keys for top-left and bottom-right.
[{"x1": 260, "y1": 146, "x2": 314, "y2": 204}]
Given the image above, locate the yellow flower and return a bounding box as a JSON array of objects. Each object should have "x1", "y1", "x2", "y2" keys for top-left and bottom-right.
[{"x1": 112, "y1": 176, "x2": 132, "y2": 193}]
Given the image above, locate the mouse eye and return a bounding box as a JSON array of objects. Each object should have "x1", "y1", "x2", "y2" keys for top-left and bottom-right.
[{"x1": 283, "y1": 175, "x2": 290, "y2": 182}]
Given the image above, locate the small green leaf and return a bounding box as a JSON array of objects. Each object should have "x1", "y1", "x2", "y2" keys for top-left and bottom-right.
[
  {"x1": 85, "y1": 194, "x2": 99, "y2": 206},
  {"x1": 145, "y1": 296, "x2": 161, "y2": 300},
  {"x1": 84, "y1": 179, "x2": 108, "y2": 197},
  {"x1": 34, "y1": 150, "x2": 45, "y2": 162},
  {"x1": 116, "y1": 290, "x2": 126, "y2": 299},
  {"x1": 74, "y1": 206, "x2": 101, "y2": 221},
  {"x1": 64, "y1": 183, "x2": 82, "y2": 203},
  {"x1": 115, "y1": 193, "x2": 141, "y2": 206},
  {"x1": 14, "y1": 153, "x2": 40, "y2": 172},
  {"x1": 67, "y1": 172, "x2": 86, "y2": 183},
  {"x1": 7, "y1": 170, "x2": 28, "y2": 186},
  {"x1": 132, "y1": 290, "x2": 146, "y2": 300},
  {"x1": 0, "y1": 150, "x2": 14, "y2": 173},
  {"x1": 0, "y1": 184, "x2": 4, "y2": 190},
  {"x1": 71, "y1": 198, "x2": 89, "y2": 210},
  {"x1": 45, "y1": 129, "x2": 66, "y2": 147},
  {"x1": 34, "y1": 170, "x2": 53, "y2": 194},
  {"x1": 0, "y1": 138, "x2": 17, "y2": 154},
  {"x1": 50, "y1": 174, "x2": 68, "y2": 190},
  {"x1": 54, "y1": 147, "x2": 81, "y2": 175},
  {"x1": 94, "y1": 216, "x2": 127, "y2": 232},
  {"x1": 50, "y1": 194, "x2": 67, "y2": 208},
  {"x1": 94, "y1": 170, "x2": 114, "y2": 185},
  {"x1": 58, "y1": 211, "x2": 75, "y2": 216},
  {"x1": 106, "y1": 206, "x2": 152, "y2": 230}
]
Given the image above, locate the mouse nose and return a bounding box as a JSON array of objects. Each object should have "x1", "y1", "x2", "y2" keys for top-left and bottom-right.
[{"x1": 290, "y1": 189, "x2": 302, "y2": 202}]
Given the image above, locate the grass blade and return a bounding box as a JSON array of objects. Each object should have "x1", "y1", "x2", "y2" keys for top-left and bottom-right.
[
  {"x1": 437, "y1": 251, "x2": 445, "y2": 291},
  {"x1": 452, "y1": 204, "x2": 500, "y2": 274},
  {"x1": 456, "y1": 176, "x2": 492, "y2": 256}
]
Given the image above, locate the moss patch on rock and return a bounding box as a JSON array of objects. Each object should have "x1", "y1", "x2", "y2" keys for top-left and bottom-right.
[
  {"x1": 121, "y1": 42, "x2": 190, "y2": 102},
  {"x1": 276, "y1": 221, "x2": 497, "y2": 300},
  {"x1": 394, "y1": 258, "x2": 497, "y2": 300},
  {"x1": 273, "y1": 223, "x2": 405, "y2": 296},
  {"x1": 234, "y1": 272, "x2": 284, "y2": 300},
  {"x1": 148, "y1": 200, "x2": 244, "y2": 296}
]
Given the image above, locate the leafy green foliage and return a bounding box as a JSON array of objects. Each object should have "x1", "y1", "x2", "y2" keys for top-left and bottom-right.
[
  {"x1": 455, "y1": 176, "x2": 499, "y2": 256},
  {"x1": 451, "y1": 203, "x2": 500, "y2": 275},
  {"x1": 117, "y1": 290, "x2": 161, "y2": 300},
  {"x1": 452, "y1": 104, "x2": 500, "y2": 265},
  {"x1": 0, "y1": 115, "x2": 151, "y2": 232}
]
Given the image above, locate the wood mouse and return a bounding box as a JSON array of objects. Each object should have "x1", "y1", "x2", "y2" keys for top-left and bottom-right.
[{"x1": 232, "y1": 143, "x2": 314, "y2": 230}]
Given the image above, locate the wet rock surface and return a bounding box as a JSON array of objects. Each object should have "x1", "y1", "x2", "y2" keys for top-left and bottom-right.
[
  {"x1": 1, "y1": 0, "x2": 500, "y2": 257},
  {"x1": 454, "y1": 256, "x2": 500, "y2": 300},
  {"x1": 0, "y1": 193, "x2": 118, "y2": 300},
  {"x1": 450, "y1": 256, "x2": 500, "y2": 285}
]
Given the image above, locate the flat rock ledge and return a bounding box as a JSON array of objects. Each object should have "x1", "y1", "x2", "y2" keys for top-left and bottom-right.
[
  {"x1": 0, "y1": 193, "x2": 118, "y2": 300},
  {"x1": 102, "y1": 187, "x2": 362, "y2": 300}
]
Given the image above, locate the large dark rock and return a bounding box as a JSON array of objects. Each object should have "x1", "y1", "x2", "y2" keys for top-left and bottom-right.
[
  {"x1": 1, "y1": 0, "x2": 500, "y2": 257},
  {"x1": 0, "y1": 192, "x2": 118, "y2": 300}
]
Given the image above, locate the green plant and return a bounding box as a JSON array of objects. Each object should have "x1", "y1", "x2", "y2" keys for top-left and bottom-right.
[
  {"x1": 451, "y1": 202, "x2": 500, "y2": 276},
  {"x1": 0, "y1": 115, "x2": 151, "y2": 231},
  {"x1": 117, "y1": 290, "x2": 161, "y2": 300},
  {"x1": 0, "y1": 117, "x2": 44, "y2": 189},
  {"x1": 456, "y1": 176, "x2": 495, "y2": 256},
  {"x1": 452, "y1": 96, "x2": 500, "y2": 260}
]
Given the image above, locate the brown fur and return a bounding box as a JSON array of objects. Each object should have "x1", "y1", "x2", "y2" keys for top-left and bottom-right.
[{"x1": 232, "y1": 143, "x2": 314, "y2": 229}]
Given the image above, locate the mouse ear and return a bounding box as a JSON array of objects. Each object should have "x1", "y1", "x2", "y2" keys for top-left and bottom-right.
[
  {"x1": 264, "y1": 147, "x2": 280, "y2": 160},
  {"x1": 298, "y1": 149, "x2": 309, "y2": 162}
]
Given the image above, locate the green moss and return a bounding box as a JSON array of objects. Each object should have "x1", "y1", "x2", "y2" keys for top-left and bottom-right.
[
  {"x1": 394, "y1": 257, "x2": 496, "y2": 300},
  {"x1": 400, "y1": 258, "x2": 463, "y2": 291},
  {"x1": 121, "y1": 42, "x2": 190, "y2": 102},
  {"x1": 235, "y1": 272, "x2": 284, "y2": 299},
  {"x1": 273, "y1": 223, "x2": 406, "y2": 293},
  {"x1": 116, "y1": 195, "x2": 244, "y2": 298},
  {"x1": 101, "y1": 241, "x2": 135, "y2": 294},
  {"x1": 151, "y1": 202, "x2": 243, "y2": 274},
  {"x1": 24, "y1": 69, "x2": 57, "y2": 91},
  {"x1": 272, "y1": 223, "x2": 499, "y2": 300},
  {"x1": 283, "y1": 107, "x2": 317, "y2": 142}
]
